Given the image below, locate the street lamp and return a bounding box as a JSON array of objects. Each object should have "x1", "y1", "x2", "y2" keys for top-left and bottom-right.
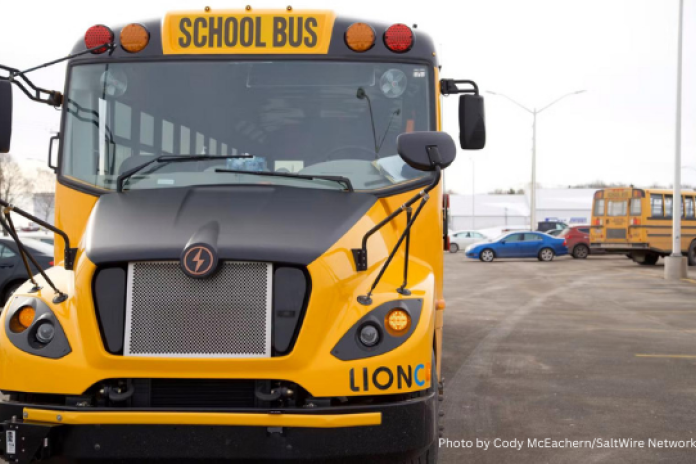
[
  {"x1": 665, "y1": 0, "x2": 686, "y2": 280},
  {"x1": 487, "y1": 89, "x2": 586, "y2": 230}
]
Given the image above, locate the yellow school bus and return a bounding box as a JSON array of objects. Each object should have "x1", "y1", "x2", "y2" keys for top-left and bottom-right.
[
  {"x1": 0, "y1": 8, "x2": 485, "y2": 463},
  {"x1": 590, "y1": 187, "x2": 696, "y2": 266}
]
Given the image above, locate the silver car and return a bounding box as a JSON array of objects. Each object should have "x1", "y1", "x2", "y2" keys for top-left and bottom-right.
[{"x1": 448, "y1": 230, "x2": 488, "y2": 253}]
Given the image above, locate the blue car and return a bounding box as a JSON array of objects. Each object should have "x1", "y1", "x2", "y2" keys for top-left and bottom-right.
[{"x1": 464, "y1": 232, "x2": 568, "y2": 262}]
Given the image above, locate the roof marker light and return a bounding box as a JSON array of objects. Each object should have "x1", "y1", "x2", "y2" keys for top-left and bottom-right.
[
  {"x1": 345, "y1": 23, "x2": 375, "y2": 52},
  {"x1": 384, "y1": 24, "x2": 413, "y2": 53},
  {"x1": 120, "y1": 24, "x2": 150, "y2": 53},
  {"x1": 85, "y1": 25, "x2": 114, "y2": 54}
]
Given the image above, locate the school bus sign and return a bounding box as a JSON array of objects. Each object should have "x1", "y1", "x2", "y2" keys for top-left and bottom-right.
[{"x1": 162, "y1": 9, "x2": 336, "y2": 54}]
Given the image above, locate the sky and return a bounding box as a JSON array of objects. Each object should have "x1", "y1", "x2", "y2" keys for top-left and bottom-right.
[{"x1": 0, "y1": 0, "x2": 694, "y2": 194}]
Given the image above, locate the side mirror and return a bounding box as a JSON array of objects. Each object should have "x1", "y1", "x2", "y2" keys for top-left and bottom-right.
[
  {"x1": 459, "y1": 95, "x2": 486, "y2": 150},
  {"x1": 500, "y1": 240, "x2": 506, "y2": 244},
  {"x1": 0, "y1": 80, "x2": 12, "y2": 154},
  {"x1": 396, "y1": 131, "x2": 456, "y2": 171}
]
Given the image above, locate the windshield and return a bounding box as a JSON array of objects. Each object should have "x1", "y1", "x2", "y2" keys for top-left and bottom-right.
[{"x1": 62, "y1": 61, "x2": 433, "y2": 192}]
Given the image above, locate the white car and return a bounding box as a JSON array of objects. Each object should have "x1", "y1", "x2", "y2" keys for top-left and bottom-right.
[{"x1": 448, "y1": 230, "x2": 488, "y2": 253}]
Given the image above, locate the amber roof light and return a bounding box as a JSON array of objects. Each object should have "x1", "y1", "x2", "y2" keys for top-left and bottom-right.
[
  {"x1": 345, "y1": 23, "x2": 375, "y2": 52},
  {"x1": 120, "y1": 24, "x2": 150, "y2": 53}
]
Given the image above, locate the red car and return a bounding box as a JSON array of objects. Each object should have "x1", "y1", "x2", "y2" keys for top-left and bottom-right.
[{"x1": 558, "y1": 225, "x2": 595, "y2": 259}]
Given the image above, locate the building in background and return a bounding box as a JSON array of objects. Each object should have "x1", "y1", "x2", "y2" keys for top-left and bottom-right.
[{"x1": 449, "y1": 188, "x2": 594, "y2": 231}]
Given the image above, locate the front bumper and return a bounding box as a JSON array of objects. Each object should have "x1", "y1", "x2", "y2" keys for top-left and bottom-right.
[{"x1": 0, "y1": 393, "x2": 437, "y2": 462}]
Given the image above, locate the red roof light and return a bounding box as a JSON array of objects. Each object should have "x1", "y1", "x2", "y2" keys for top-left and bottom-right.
[
  {"x1": 85, "y1": 25, "x2": 114, "y2": 54},
  {"x1": 384, "y1": 24, "x2": 413, "y2": 53}
]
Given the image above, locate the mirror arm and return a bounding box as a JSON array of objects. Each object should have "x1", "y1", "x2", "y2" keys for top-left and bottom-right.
[
  {"x1": 0, "y1": 212, "x2": 68, "y2": 303},
  {"x1": 356, "y1": 167, "x2": 441, "y2": 305},
  {"x1": 440, "y1": 79, "x2": 479, "y2": 96},
  {"x1": 0, "y1": 42, "x2": 117, "y2": 108},
  {"x1": 0, "y1": 198, "x2": 76, "y2": 271},
  {"x1": 353, "y1": 167, "x2": 441, "y2": 272}
]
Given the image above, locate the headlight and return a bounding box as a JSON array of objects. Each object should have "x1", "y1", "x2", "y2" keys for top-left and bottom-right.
[
  {"x1": 358, "y1": 324, "x2": 381, "y2": 347},
  {"x1": 35, "y1": 321, "x2": 56, "y2": 344}
]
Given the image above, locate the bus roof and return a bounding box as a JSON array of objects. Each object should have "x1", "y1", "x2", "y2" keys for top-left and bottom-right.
[
  {"x1": 594, "y1": 187, "x2": 696, "y2": 196},
  {"x1": 69, "y1": 10, "x2": 439, "y2": 67}
]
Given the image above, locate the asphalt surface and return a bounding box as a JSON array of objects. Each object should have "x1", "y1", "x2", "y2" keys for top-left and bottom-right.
[{"x1": 440, "y1": 253, "x2": 696, "y2": 463}]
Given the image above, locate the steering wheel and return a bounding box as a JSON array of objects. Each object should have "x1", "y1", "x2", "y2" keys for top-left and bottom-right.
[{"x1": 324, "y1": 145, "x2": 377, "y2": 162}]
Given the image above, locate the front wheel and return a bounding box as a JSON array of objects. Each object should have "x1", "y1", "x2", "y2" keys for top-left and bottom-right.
[
  {"x1": 480, "y1": 249, "x2": 495, "y2": 262},
  {"x1": 538, "y1": 248, "x2": 555, "y2": 262},
  {"x1": 572, "y1": 244, "x2": 589, "y2": 259},
  {"x1": 449, "y1": 243, "x2": 459, "y2": 253}
]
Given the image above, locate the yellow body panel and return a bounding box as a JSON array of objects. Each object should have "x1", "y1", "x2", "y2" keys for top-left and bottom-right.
[
  {"x1": 162, "y1": 10, "x2": 336, "y2": 55},
  {"x1": 24, "y1": 408, "x2": 380, "y2": 428},
  {"x1": 53, "y1": 182, "x2": 98, "y2": 265}
]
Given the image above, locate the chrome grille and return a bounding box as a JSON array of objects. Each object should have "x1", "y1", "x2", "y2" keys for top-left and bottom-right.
[{"x1": 124, "y1": 261, "x2": 272, "y2": 358}]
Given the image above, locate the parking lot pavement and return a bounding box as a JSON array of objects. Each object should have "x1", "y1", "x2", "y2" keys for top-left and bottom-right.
[{"x1": 440, "y1": 254, "x2": 696, "y2": 463}]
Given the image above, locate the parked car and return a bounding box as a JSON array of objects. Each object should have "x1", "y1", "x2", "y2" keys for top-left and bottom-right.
[
  {"x1": 0, "y1": 238, "x2": 54, "y2": 303},
  {"x1": 537, "y1": 220, "x2": 569, "y2": 233},
  {"x1": 18, "y1": 232, "x2": 54, "y2": 246},
  {"x1": 465, "y1": 231, "x2": 568, "y2": 262},
  {"x1": 557, "y1": 225, "x2": 603, "y2": 259},
  {"x1": 545, "y1": 229, "x2": 563, "y2": 237},
  {"x1": 448, "y1": 230, "x2": 488, "y2": 253}
]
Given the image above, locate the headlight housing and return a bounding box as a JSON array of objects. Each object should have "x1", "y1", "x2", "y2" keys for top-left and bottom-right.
[
  {"x1": 331, "y1": 299, "x2": 422, "y2": 361},
  {"x1": 4, "y1": 297, "x2": 71, "y2": 359}
]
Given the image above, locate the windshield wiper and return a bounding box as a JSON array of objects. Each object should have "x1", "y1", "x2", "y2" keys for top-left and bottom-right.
[
  {"x1": 214, "y1": 168, "x2": 353, "y2": 192},
  {"x1": 116, "y1": 155, "x2": 253, "y2": 192}
]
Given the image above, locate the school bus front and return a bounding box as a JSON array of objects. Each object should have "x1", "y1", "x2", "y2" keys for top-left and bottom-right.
[{"x1": 0, "y1": 8, "x2": 486, "y2": 463}]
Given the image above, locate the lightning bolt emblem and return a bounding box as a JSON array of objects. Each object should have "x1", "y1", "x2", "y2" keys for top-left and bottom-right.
[{"x1": 192, "y1": 248, "x2": 205, "y2": 272}]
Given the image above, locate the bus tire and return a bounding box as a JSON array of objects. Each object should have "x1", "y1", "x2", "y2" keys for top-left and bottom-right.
[
  {"x1": 638, "y1": 253, "x2": 659, "y2": 265},
  {"x1": 688, "y1": 241, "x2": 696, "y2": 266},
  {"x1": 572, "y1": 244, "x2": 590, "y2": 259}
]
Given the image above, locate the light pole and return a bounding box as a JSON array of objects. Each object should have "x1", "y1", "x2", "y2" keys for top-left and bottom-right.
[
  {"x1": 665, "y1": 0, "x2": 687, "y2": 279},
  {"x1": 487, "y1": 89, "x2": 586, "y2": 230}
]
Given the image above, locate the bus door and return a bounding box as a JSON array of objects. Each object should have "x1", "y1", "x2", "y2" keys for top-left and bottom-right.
[{"x1": 604, "y1": 189, "x2": 631, "y2": 243}]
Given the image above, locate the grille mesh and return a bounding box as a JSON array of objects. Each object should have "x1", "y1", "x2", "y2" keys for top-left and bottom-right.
[{"x1": 124, "y1": 261, "x2": 272, "y2": 357}]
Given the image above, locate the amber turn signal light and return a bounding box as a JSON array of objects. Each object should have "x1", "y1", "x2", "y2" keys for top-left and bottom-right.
[
  {"x1": 120, "y1": 24, "x2": 150, "y2": 53},
  {"x1": 385, "y1": 308, "x2": 411, "y2": 336},
  {"x1": 345, "y1": 23, "x2": 375, "y2": 52},
  {"x1": 10, "y1": 306, "x2": 35, "y2": 333}
]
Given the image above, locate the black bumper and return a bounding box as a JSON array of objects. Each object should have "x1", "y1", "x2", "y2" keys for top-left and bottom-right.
[{"x1": 0, "y1": 394, "x2": 437, "y2": 463}]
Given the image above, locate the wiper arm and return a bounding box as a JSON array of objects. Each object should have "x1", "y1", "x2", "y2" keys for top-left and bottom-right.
[
  {"x1": 116, "y1": 155, "x2": 253, "y2": 192},
  {"x1": 214, "y1": 168, "x2": 354, "y2": 192}
]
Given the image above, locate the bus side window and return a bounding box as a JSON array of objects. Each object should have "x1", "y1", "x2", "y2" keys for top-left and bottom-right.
[
  {"x1": 686, "y1": 197, "x2": 694, "y2": 219},
  {"x1": 665, "y1": 195, "x2": 673, "y2": 218},
  {"x1": 594, "y1": 199, "x2": 605, "y2": 216},
  {"x1": 630, "y1": 198, "x2": 641, "y2": 216},
  {"x1": 650, "y1": 194, "x2": 664, "y2": 218}
]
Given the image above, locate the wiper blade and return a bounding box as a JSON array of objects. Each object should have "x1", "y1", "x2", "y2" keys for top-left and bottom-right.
[
  {"x1": 116, "y1": 155, "x2": 253, "y2": 192},
  {"x1": 214, "y1": 168, "x2": 354, "y2": 192}
]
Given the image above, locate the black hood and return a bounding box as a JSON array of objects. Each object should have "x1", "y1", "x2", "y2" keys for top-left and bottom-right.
[{"x1": 85, "y1": 185, "x2": 376, "y2": 266}]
